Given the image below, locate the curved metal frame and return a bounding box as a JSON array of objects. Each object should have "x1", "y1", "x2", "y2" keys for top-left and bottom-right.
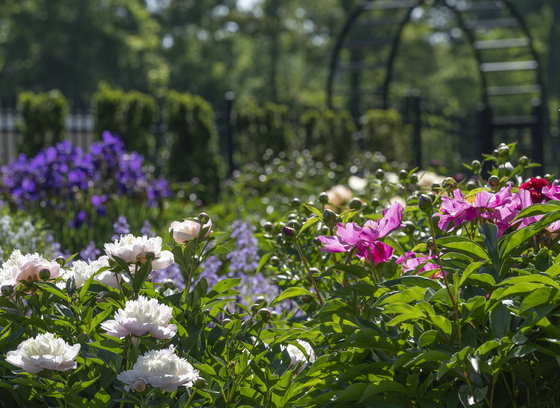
[{"x1": 327, "y1": 0, "x2": 545, "y2": 112}]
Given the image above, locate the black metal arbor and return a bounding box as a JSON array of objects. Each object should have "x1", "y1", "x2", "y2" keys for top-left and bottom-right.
[{"x1": 327, "y1": 0, "x2": 547, "y2": 170}]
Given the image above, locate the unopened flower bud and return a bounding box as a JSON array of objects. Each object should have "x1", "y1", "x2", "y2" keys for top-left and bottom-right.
[
  {"x1": 55, "y1": 256, "x2": 66, "y2": 266},
  {"x1": 492, "y1": 149, "x2": 500, "y2": 158},
  {"x1": 431, "y1": 182, "x2": 441, "y2": 190},
  {"x1": 418, "y1": 194, "x2": 433, "y2": 214},
  {"x1": 145, "y1": 251, "x2": 155, "y2": 260},
  {"x1": 222, "y1": 318, "x2": 232, "y2": 326},
  {"x1": 403, "y1": 221, "x2": 416, "y2": 235},
  {"x1": 39, "y1": 268, "x2": 51, "y2": 281},
  {"x1": 371, "y1": 198, "x2": 380, "y2": 208},
  {"x1": 471, "y1": 160, "x2": 481, "y2": 171},
  {"x1": 467, "y1": 180, "x2": 476, "y2": 190},
  {"x1": 291, "y1": 198, "x2": 301, "y2": 208},
  {"x1": 251, "y1": 303, "x2": 260, "y2": 314},
  {"x1": 349, "y1": 198, "x2": 362, "y2": 210},
  {"x1": 257, "y1": 308, "x2": 272, "y2": 322},
  {"x1": 198, "y1": 212, "x2": 210, "y2": 223},
  {"x1": 426, "y1": 237, "x2": 437, "y2": 251},
  {"x1": 399, "y1": 169, "x2": 408, "y2": 180},
  {"x1": 427, "y1": 191, "x2": 436, "y2": 202},
  {"x1": 281, "y1": 227, "x2": 297, "y2": 243},
  {"x1": 488, "y1": 175, "x2": 500, "y2": 187},
  {"x1": 322, "y1": 209, "x2": 337, "y2": 229},
  {"x1": 264, "y1": 222, "x2": 273, "y2": 232},
  {"x1": 375, "y1": 169, "x2": 384, "y2": 180},
  {"x1": 1, "y1": 285, "x2": 13, "y2": 296},
  {"x1": 309, "y1": 267, "x2": 320, "y2": 278},
  {"x1": 498, "y1": 146, "x2": 510, "y2": 159},
  {"x1": 275, "y1": 233, "x2": 283, "y2": 244},
  {"x1": 518, "y1": 156, "x2": 529, "y2": 167},
  {"x1": 318, "y1": 192, "x2": 329, "y2": 204},
  {"x1": 270, "y1": 256, "x2": 280, "y2": 267},
  {"x1": 193, "y1": 378, "x2": 206, "y2": 389},
  {"x1": 133, "y1": 380, "x2": 147, "y2": 393},
  {"x1": 287, "y1": 220, "x2": 301, "y2": 231},
  {"x1": 409, "y1": 173, "x2": 418, "y2": 184},
  {"x1": 545, "y1": 174, "x2": 552, "y2": 181},
  {"x1": 442, "y1": 177, "x2": 456, "y2": 189}
]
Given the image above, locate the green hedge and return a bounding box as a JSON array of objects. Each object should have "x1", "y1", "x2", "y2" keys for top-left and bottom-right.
[
  {"x1": 233, "y1": 102, "x2": 294, "y2": 164},
  {"x1": 163, "y1": 90, "x2": 224, "y2": 202},
  {"x1": 17, "y1": 90, "x2": 68, "y2": 157},
  {"x1": 91, "y1": 82, "x2": 159, "y2": 158},
  {"x1": 300, "y1": 109, "x2": 356, "y2": 164},
  {"x1": 360, "y1": 109, "x2": 411, "y2": 163}
]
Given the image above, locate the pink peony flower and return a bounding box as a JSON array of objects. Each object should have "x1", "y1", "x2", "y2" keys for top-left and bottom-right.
[
  {"x1": 359, "y1": 241, "x2": 394, "y2": 267},
  {"x1": 2, "y1": 251, "x2": 61, "y2": 285},
  {"x1": 396, "y1": 252, "x2": 442, "y2": 279},
  {"x1": 520, "y1": 177, "x2": 550, "y2": 203},
  {"x1": 169, "y1": 219, "x2": 212, "y2": 245}
]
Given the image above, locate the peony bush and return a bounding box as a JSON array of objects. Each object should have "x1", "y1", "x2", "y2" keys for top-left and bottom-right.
[{"x1": 2, "y1": 142, "x2": 560, "y2": 407}]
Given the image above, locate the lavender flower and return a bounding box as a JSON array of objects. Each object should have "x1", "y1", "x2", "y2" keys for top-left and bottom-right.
[
  {"x1": 141, "y1": 220, "x2": 156, "y2": 238},
  {"x1": 111, "y1": 216, "x2": 130, "y2": 241},
  {"x1": 80, "y1": 241, "x2": 100, "y2": 261},
  {"x1": 151, "y1": 263, "x2": 185, "y2": 291}
]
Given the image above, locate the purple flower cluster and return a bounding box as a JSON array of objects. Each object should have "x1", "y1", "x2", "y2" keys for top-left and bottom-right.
[
  {"x1": 1, "y1": 131, "x2": 169, "y2": 210},
  {"x1": 80, "y1": 241, "x2": 100, "y2": 262},
  {"x1": 226, "y1": 220, "x2": 260, "y2": 274},
  {"x1": 111, "y1": 216, "x2": 130, "y2": 241},
  {"x1": 151, "y1": 263, "x2": 185, "y2": 291}
]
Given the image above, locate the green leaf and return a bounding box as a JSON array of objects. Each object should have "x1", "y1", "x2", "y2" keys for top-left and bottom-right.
[
  {"x1": 437, "y1": 237, "x2": 488, "y2": 261},
  {"x1": 513, "y1": 202, "x2": 560, "y2": 220},
  {"x1": 479, "y1": 223, "x2": 500, "y2": 271},
  {"x1": 132, "y1": 259, "x2": 152, "y2": 294},
  {"x1": 208, "y1": 278, "x2": 241, "y2": 297},
  {"x1": 418, "y1": 330, "x2": 438, "y2": 348},
  {"x1": 302, "y1": 203, "x2": 323, "y2": 218},
  {"x1": 490, "y1": 301, "x2": 511, "y2": 339},
  {"x1": 329, "y1": 264, "x2": 369, "y2": 279},
  {"x1": 358, "y1": 381, "x2": 409, "y2": 403},
  {"x1": 211, "y1": 245, "x2": 231, "y2": 256},
  {"x1": 459, "y1": 262, "x2": 485, "y2": 287},
  {"x1": 407, "y1": 350, "x2": 451, "y2": 366},
  {"x1": 257, "y1": 253, "x2": 273, "y2": 272},
  {"x1": 270, "y1": 287, "x2": 315, "y2": 306},
  {"x1": 381, "y1": 276, "x2": 443, "y2": 291},
  {"x1": 299, "y1": 217, "x2": 320, "y2": 234},
  {"x1": 497, "y1": 275, "x2": 560, "y2": 290},
  {"x1": 35, "y1": 282, "x2": 69, "y2": 301}
]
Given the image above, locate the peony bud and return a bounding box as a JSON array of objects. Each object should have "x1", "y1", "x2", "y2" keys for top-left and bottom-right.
[
  {"x1": 418, "y1": 194, "x2": 433, "y2": 214},
  {"x1": 281, "y1": 227, "x2": 297, "y2": 243},
  {"x1": 375, "y1": 169, "x2": 384, "y2": 180},
  {"x1": 55, "y1": 256, "x2": 66, "y2": 266},
  {"x1": 198, "y1": 212, "x2": 210, "y2": 223},
  {"x1": 318, "y1": 192, "x2": 329, "y2": 204},
  {"x1": 1, "y1": 285, "x2": 13, "y2": 297},
  {"x1": 349, "y1": 198, "x2": 362, "y2": 210},
  {"x1": 287, "y1": 220, "x2": 301, "y2": 231},
  {"x1": 442, "y1": 177, "x2": 456, "y2": 190},
  {"x1": 518, "y1": 156, "x2": 529, "y2": 167},
  {"x1": 132, "y1": 380, "x2": 147, "y2": 393},
  {"x1": 371, "y1": 198, "x2": 380, "y2": 208},
  {"x1": 403, "y1": 221, "x2": 416, "y2": 235},
  {"x1": 275, "y1": 233, "x2": 283, "y2": 244},
  {"x1": 492, "y1": 149, "x2": 500, "y2": 158},
  {"x1": 251, "y1": 303, "x2": 260, "y2": 314},
  {"x1": 291, "y1": 198, "x2": 301, "y2": 208},
  {"x1": 431, "y1": 182, "x2": 441, "y2": 190},
  {"x1": 466, "y1": 180, "x2": 476, "y2": 190},
  {"x1": 409, "y1": 173, "x2": 418, "y2": 184},
  {"x1": 270, "y1": 256, "x2": 280, "y2": 267},
  {"x1": 498, "y1": 146, "x2": 510, "y2": 159},
  {"x1": 426, "y1": 237, "x2": 437, "y2": 251},
  {"x1": 322, "y1": 209, "x2": 337, "y2": 229},
  {"x1": 399, "y1": 169, "x2": 408, "y2": 180},
  {"x1": 471, "y1": 160, "x2": 481, "y2": 172},
  {"x1": 38, "y1": 268, "x2": 51, "y2": 281},
  {"x1": 488, "y1": 175, "x2": 500, "y2": 187},
  {"x1": 264, "y1": 222, "x2": 273, "y2": 232},
  {"x1": 193, "y1": 378, "x2": 207, "y2": 388},
  {"x1": 257, "y1": 308, "x2": 272, "y2": 322}
]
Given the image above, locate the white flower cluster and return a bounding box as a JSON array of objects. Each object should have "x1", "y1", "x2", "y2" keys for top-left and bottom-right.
[
  {"x1": 117, "y1": 346, "x2": 200, "y2": 392},
  {"x1": 6, "y1": 332, "x2": 80, "y2": 374},
  {"x1": 62, "y1": 255, "x2": 131, "y2": 289},
  {"x1": 0, "y1": 250, "x2": 61, "y2": 291},
  {"x1": 284, "y1": 340, "x2": 316, "y2": 371},
  {"x1": 101, "y1": 296, "x2": 177, "y2": 339},
  {"x1": 104, "y1": 235, "x2": 174, "y2": 270}
]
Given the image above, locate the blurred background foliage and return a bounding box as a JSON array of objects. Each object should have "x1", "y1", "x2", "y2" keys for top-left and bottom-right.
[{"x1": 0, "y1": 0, "x2": 558, "y2": 117}]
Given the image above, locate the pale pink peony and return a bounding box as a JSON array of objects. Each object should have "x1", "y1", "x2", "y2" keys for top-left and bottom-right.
[
  {"x1": 6, "y1": 333, "x2": 80, "y2": 374},
  {"x1": 168, "y1": 219, "x2": 212, "y2": 245},
  {"x1": 101, "y1": 295, "x2": 177, "y2": 339},
  {"x1": 1, "y1": 250, "x2": 61, "y2": 285}
]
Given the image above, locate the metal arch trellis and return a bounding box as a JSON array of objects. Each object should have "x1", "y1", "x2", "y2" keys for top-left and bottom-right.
[{"x1": 327, "y1": 0, "x2": 548, "y2": 171}]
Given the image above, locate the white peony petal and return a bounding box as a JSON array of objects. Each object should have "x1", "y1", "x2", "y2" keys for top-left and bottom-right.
[{"x1": 151, "y1": 251, "x2": 174, "y2": 271}]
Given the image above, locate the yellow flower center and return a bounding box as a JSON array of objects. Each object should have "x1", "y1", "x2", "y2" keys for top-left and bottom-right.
[{"x1": 463, "y1": 194, "x2": 477, "y2": 205}]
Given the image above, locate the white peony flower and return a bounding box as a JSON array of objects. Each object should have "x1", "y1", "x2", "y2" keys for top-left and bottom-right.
[
  {"x1": 117, "y1": 346, "x2": 200, "y2": 392},
  {"x1": 104, "y1": 235, "x2": 174, "y2": 271},
  {"x1": 168, "y1": 219, "x2": 212, "y2": 245},
  {"x1": 63, "y1": 256, "x2": 110, "y2": 287},
  {"x1": 6, "y1": 332, "x2": 80, "y2": 374},
  {"x1": 284, "y1": 340, "x2": 316, "y2": 371},
  {"x1": 1, "y1": 249, "x2": 60, "y2": 285},
  {"x1": 101, "y1": 295, "x2": 177, "y2": 339}
]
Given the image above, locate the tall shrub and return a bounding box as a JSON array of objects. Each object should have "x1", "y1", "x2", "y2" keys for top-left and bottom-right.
[
  {"x1": 91, "y1": 83, "x2": 158, "y2": 159},
  {"x1": 164, "y1": 90, "x2": 224, "y2": 202},
  {"x1": 360, "y1": 109, "x2": 412, "y2": 163},
  {"x1": 300, "y1": 108, "x2": 356, "y2": 164},
  {"x1": 17, "y1": 90, "x2": 68, "y2": 157},
  {"x1": 233, "y1": 102, "x2": 294, "y2": 165}
]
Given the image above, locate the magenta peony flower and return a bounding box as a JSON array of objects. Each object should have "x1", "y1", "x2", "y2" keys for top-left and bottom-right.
[{"x1": 397, "y1": 252, "x2": 443, "y2": 279}]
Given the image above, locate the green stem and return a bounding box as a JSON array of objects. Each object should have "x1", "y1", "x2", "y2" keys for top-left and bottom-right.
[
  {"x1": 295, "y1": 241, "x2": 324, "y2": 306},
  {"x1": 185, "y1": 389, "x2": 197, "y2": 408}
]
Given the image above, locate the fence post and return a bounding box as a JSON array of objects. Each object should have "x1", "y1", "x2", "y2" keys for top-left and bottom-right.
[
  {"x1": 225, "y1": 92, "x2": 235, "y2": 176},
  {"x1": 532, "y1": 98, "x2": 544, "y2": 175},
  {"x1": 477, "y1": 103, "x2": 493, "y2": 176},
  {"x1": 412, "y1": 89, "x2": 422, "y2": 169}
]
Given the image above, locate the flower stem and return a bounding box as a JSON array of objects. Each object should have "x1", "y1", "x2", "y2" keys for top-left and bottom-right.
[
  {"x1": 295, "y1": 241, "x2": 324, "y2": 306},
  {"x1": 185, "y1": 389, "x2": 197, "y2": 408}
]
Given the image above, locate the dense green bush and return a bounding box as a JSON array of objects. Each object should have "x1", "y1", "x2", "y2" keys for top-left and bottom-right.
[
  {"x1": 233, "y1": 102, "x2": 294, "y2": 165},
  {"x1": 17, "y1": 90, "x2": 69, "y2": 157},
  {"x1": 91, "y1": 83, "x2": 159, "y2": 159},
  {"x1": 360, "y1": 109, "x2": 412, "y2": 164},
  {"x1": 300, "y1": 109, "x2": 356, "y2": 164},
  {"x1": 163, "y1": 91, "x2": 224, "y2": 203}
]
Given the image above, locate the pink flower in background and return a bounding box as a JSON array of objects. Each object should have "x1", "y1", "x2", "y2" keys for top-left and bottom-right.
[
  {"x1": 542, "y1": 183, "x2": 560, "y2": 201},
  {"x1": 318, "y1": 203, "x2": 404, "y2": 256},
  {"x1": 438, "y1": 186, "x2": 515, "y2": 231}
]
